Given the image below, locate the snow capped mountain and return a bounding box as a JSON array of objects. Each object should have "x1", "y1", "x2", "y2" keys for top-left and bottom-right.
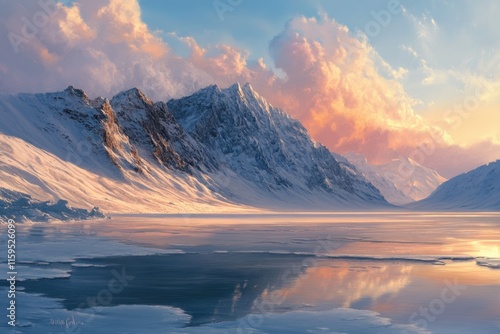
[
  {"x1": 0, "y1": 86, "x2": 141, "y2": 177},
  {"x1": 410, "y1": 160, "x2": 500, "y2": 210},
  {"x1": 345, "y1": 154, "x2": 413, "y2": 205},
  {"x1": 0, "y1": 87, "x2": 236, "y2": 213},
  {"x1": 345, "y1": 153, "x2": 446, "y2": 205},
  {"x1": 0, "y1": 83, "x2": 389, "y2": 214},
  {"x1": 376, "y1": 157, "x2": 447, "y2": 201},
  {"x1": 110, "y1": 88, "x2": 211, "y2": 173},
  {"x1": 168, "y1": 83, "x2": 387, "y2": 207}
]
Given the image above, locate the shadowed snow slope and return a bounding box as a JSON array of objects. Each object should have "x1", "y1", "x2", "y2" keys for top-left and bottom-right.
[
  {"x1": 409, "y1": 160, "x2": 500, "y2": 210},
  {"x1": 0, "y1": 83, "x2": 389, "y2": 213}
]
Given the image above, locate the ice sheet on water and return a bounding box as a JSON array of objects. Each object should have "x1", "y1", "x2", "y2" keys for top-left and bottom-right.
[
  {"x1": 0, "y1": 233, "x2": 183, "y2": 280},
  {"x1": 0, "y1": 288, "x2": 190, "y2": 334},
  {"x1": 179, "y1": 308, "x2": 430, "y2": 334},
  {"x1": 0, "y1": 187, "x2": 105, "y2": 223},
  {"x1": 217, "y1": 250, "x2": 475, "y2": 265},
  {"x1": 476, "y1": 258, "x2": 500, "y2": 269},
  {"x1": 70, "y1": 263, "x2": 108, "y2": 268},
  {"x1": 5, "y1": 236, "x2": 183, "y2": 263},
  {"x1": 0, "y1": 263, "x2": 70, "y2": 281},
  {"x1": 0, "y1": 287, "x2": 429, "y2": 334}
]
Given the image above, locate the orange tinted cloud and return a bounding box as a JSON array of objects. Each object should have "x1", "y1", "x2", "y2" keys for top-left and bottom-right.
[
  {"x1": 261, "y1": 17, "x2": 449, "y2": 163},
  {"x1": 0, "y1": 1, "x2": 497, "y2": 176}
]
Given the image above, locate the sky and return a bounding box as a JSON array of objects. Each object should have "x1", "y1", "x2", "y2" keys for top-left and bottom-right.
[{"x1": 0, "y1": 0, "x2": 499, "y2": 177}]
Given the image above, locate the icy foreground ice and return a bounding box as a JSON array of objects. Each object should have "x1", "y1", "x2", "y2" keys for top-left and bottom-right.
[
  {"x1": 0, "y1": 288, "x2": 428, "y2": 334},
  {"x1": 1, "y1": 212, "x2": 499, "y2": 333},
  {"x1": 0, "y1": 187, "x2": 105, "y2": 222}
]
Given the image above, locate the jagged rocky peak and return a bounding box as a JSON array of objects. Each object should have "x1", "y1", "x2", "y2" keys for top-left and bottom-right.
[
  {"x1": 241, "y1": 82, "x2": 261, "y2": 100},
  {"x1": 226, "y1": 82, "x2": 254, "y2": 92},
  {"x1": 36, "y1": 86, "x2": 104, "y2": 127},
  {"x1": 231, "y1": 82, "x2": 257, "y2": 95},
  {"x1": 38, "y1": 86, "x2": 92, "y2": 111},
  {"x1": 111, "y1": 87, "x2": 152, "y2": 108},
  {"x1": 177, "y1": 82, "x2": 261, "y2": 110},
  {"x1": 108, "y1": 87, "x2": 208, "y2": 172},
  {"x1": 222, "y1": 82, "x2": 263, "y2": 104},
  {"x1": 64, "y1": 85, "x2": 89, "y2": 101},
  {"x1": 90, "y1": 96, "x2": 108, "y2": 108},
  {"x1": 226, "y1": 82, "x2": 244, "y2": 96},
  {"x1": 169, "y1": 82, "x2": 272, "y2": 130},
  {"x1": 110, "y1": 88, "x2": 160, "y2": 126},
  {"x1": 199, "y1": 84, "x2": 222, "y2": 95},
  {"x1": 167, "y1": 83, "x2": 386, "y2": 204},
  {"x1": 0, "y1": 83, "x2": 390, "y2": 210},
  {"x1": 175, "y1": 84, "x2": 223, "y2": 111}
]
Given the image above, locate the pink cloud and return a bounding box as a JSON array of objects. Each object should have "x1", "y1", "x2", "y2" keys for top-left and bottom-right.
[
  {"x1": 417, "y1": 141, "x2": 500, "y2": 178},
  {"x1": 0, "y1": 0, "x2": 209, "y2": 98},
  {"x1": 257, "y1": 17, "x2": 457, "y2": 164},
  {"x1": 0, "y1": 0, "x2": 497, "y2": 177}
]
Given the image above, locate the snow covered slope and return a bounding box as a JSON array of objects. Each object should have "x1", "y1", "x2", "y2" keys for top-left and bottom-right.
[
  {"x1": 375, "y1": 157, "x2": 447, "y2": 201},
  {"x1": 0, "y1": 133, "x2": 242, "y2": 214},
  {"x1": 410, "y1": 160, "x2": 500, "y2": 211},
  {"x1": 345, "y1": 154, "x2": 413, "y2": 205},
  {"x1": 168, "y1": 83, "x2": 387, "y2": 208},
  {"x1": 346, "y1": 154, "x2": 446, "y2": 205},
  {"x1": 0, "y1": 83, "x2": 389, "y2": 213}
]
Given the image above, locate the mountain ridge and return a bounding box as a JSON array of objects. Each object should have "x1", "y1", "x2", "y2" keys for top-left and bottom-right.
[
  {"x1": 168, "y1": 83, "x2": 385, "y2": 203},
  {"x1": 0, "y1": 83, "x2": 390, "y2": 213},
  {"x1": 345, "y1": 153, "x2": 447, "y2": 205},
  {"x1": 409, "y1": 160, "x2": 500, "y2": 211}
]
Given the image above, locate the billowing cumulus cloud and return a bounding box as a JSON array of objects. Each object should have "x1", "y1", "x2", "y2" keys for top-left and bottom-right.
[
  {"x1": 0, "y1": 0, "x2": 498, "y2": 177},
  {"x1": 263, "y1": 16, "x2": 450, "y2": 163},
  {"x1": 1, "y1": 0, "x2": 215, "y2": 98}
]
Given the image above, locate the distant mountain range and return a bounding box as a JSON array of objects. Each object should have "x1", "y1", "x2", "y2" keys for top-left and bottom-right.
[
  {"x1": 0, "y1": 83, "x2": 497, "y2": 215},
  {"x1": 0, "y1": 83, "x2": 388, "y2": 214},
  {"x1": 345, "y1": 154, "x2": 446, "y2": 205}
]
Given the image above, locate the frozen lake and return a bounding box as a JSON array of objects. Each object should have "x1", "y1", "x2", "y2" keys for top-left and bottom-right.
[{"x1": 1, "y1": 212, "x2": 500, "y2": 333}]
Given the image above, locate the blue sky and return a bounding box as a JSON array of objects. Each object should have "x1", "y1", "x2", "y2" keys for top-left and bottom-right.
[
  {"x1": 3, "y1": 0, "x2": 498, "y2": 111},
  {"x1": 139, "y1": 0, "x2": 499, "y2": 107},
  {"x1": 137, "y1": 0, "x2": 500, "y2": 149},
  {"x1": 1, "y1": 0, "x2": 498, "y2": 175}
]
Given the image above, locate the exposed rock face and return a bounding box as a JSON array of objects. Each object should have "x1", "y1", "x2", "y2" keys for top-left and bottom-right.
[
  {"x1": 168, "y1": 83, "x2": 386, "y2": 205},
  {"x1": 0, "y1": 83, "x2": 390, "y2": 214}
]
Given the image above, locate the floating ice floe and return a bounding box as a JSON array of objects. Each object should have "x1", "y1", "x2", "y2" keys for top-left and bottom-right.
[
  {"x1": 0, "y1": 187, "x2": 105, "y2": 223},
  {"x1": 476, "y1": 258, "x2": 500, "y2": 269},
  {"x1": 0, "y1": 287, "x2": 429, "y2": 334},
  {"x1": 0, "y1": 233, "x2": 183, "y2": 281}
]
